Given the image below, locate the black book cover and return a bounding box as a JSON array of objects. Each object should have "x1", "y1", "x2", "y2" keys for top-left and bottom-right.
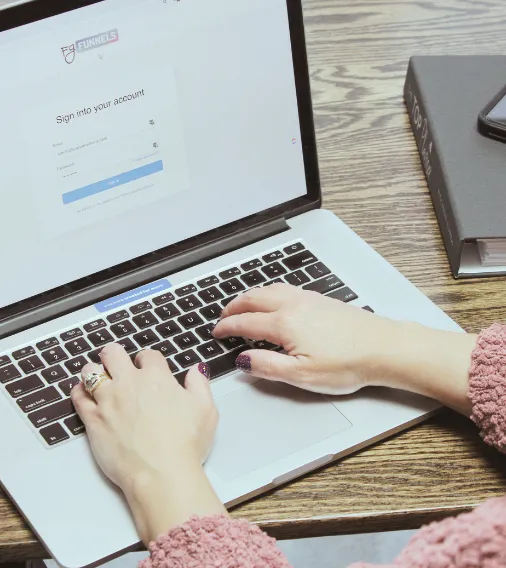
[{"x1": 404, "y1": 56, "x2": 506, "y2": 278}]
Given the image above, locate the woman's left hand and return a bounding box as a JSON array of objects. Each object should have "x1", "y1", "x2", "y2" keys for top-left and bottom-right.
[{"x1": 71, "y1": 343, "x2": 227, "y2": 544}]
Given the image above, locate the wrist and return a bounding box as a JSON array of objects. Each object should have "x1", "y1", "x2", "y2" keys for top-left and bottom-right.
[
  {"x1": 122, "y1": 459, "x2": 228, "y2": 545},
  {"x1": 369, "y1": 321, "x2": 478, "y2": 415}
]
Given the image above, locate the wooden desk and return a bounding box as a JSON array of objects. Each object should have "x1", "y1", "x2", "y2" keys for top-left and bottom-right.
[{"x1": 2, "y1": 0, "x2": 506, "y2": 563}]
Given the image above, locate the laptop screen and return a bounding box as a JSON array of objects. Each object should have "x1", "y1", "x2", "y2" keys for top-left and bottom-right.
[{"x1": 0, "y1": 0, "x2": 311, "y2": 310}]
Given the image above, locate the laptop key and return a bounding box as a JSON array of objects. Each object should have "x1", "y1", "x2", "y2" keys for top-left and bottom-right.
[
  {"x1": 6, "y1": 374, "x2": 44, "y2": 398},
  {"x1": 133, "y1": 330, "x2": 159, "y2": 348},
  {"x1": 116, "y1": 337, "x2": 137, "y2": 353},
  {"x1": 65, "y1": 415, "x2": 86, "y2": 436},
  {"x1": 208, "y1": 347, "x2": 248, "y2": 380},
  {"x1": 241, "y1": 259, "x2": 262, "y2": 272},
  {"x1": 362, "y1": 306, "x2": 375, "y2": 313},
  {"x1": 151, "y1": 341, "x2": 177, "y2": 357},
  {"x1": 195, "y1": 323, "x2": 215, "y2": 341},
  {"x1": 107, "y1": 310, "x2": 129, "y2": 324},
  {"x1": 175, "y1": 349, "x2": 201, "y2": 369},
  {"x1": 154, "y1": 304, "x2": 181, "y2": 321},
  {"x1": 83, "y1": 319, "x2": 107, "y2": 333},
  {"x1": 198, "y1": 287, "x2": 224, "y2": 304},
  {"x1": 41, "y1": 347, "x2": 68, "y2": 365},
  {"x1": 327, "y1": 287, "x2": 359, "y2": 303},
  {"x1": 11, "y1": 348, "x2": 35, "y2": 364},
  {"x1": 306, "y1": 262, "x2": 331, "y2": 280},
  {"x1": 241, "y1": 270, "x2": 266, "y2": 287},
  {"x1": 156, "y1": 321, "x2": 182, "y2": 338},
  {"x1": 175, "y1": 284, "x2": 198, "y2": 297},
  {"x1": 173, "y1": 372, "x2": 186, "y2": 386},
  {"x1": 40, "y1": 423, "x2": 70, "y2": 446},
  {"x1": 41, "y1": 364, "x2": 68, "y2": 384},
  {"x1": 0, "y1": 364, "x2": 22, "y2": 384},
  {"x1": 219, "y1": 336, "x2": 246, "y2": 351},
  {"x1": 197, "y1": 341, "x2": 224, "y2": 360},
  {"x1": 167, "y1": 358, "x2": 179, "y2": 374},
  {"x1": 65, "y1": 338, "x2": 92, "y2": 357},
  {"x1": 19, "y1": 355, "x2": 45, "y2": 375},
  {"x1": 36, "y1": 337, "x2": 59, "y2": 351},
  {"x1": 282, "y1": 250, "x2": 318, "y2": 271},
  {"x1": 87, "y1": 329, "x2": 114, "y2": 347},
  {"x1": 178, "y1": 312, "x2": 204, "y2": 330},
  {"x1": 28, "y1": 398, "x2": 74, "y2": 428},
  {"x1": 64, "y1": 356, "x2": 88, "y2": 375},
  {"x1": 59, "y1": 377, "x2": 81, "y2": 397},
  {"x1": 200, "y1": 303, "x2": 222, "y2": 321},
  {"x1": 130, "y1": 301, "x2": 152, "y2": 315},
  {"x1": 133, "y1": 311, "x2": 159, "y2": 330},
  {"x1": 18, "y1": 386, "x2": 62, "y2": 413},
  {"x1": 12, "y1": 347, "x2": 36, "y2": 360},
  {"x1": 173, "y1": 332, "x2": 199, "y2": 350},
  {"x1": 262, "y1": 262, "x2": 287, "y2": 279},
  {"x1": 0, "y1": 355, "x2": 10, "y2": 368},
  {"x1": 220, "y1": 279, "x2": 245, "y2": 296},
  {"x1": 88, "y1": 349, "x2": 103, "y2": 364},
  {"x1": 304, "y1": 275, "x2": 344, "y2": 295},
  {"x1": 264, "y1": 278, "x2": 284, "y2": 286},
  {"x1": 197, "y1": 276, "x2": 219, "y2": 289},
  {"x1": 152, "y1": 292, "x2": 175, "y2": 306},
  {"x1": 285, "y1": 270, "x2": 310, "y2": 286},
  {"x1": 110, "y1": 320, "x2": 137, "y2": 338},
  {"x1": 60, "y1": 328, "x2": 83, "y2": 342},
  {"x1": 177, "y1": 295, "x2": 203, "y2": 313},
  {"x1": 284, "y1": 243, "x2": 305, "y2": 255},
  {"x1": 221, "y1": 295, "x2": 237, "y2": 308},
  {"x1": 254, "y1": 340, "x2": 280, "y2": 351},
  {"x1": 219, "y1": 267, "x2": 241, "y2": 280},
  {"x1": 263, "y1": 251, "x2": 283, "y2": 263}
]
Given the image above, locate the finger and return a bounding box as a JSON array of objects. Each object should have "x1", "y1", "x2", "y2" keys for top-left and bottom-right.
[
  {"x1": 71, "y1": 382, "x2": 99, "y2": 425},
  {"x1": 99, "y1": 342, "x2": 134, "y2": 379},
  {"x1": 135, "y1": 348, "x2": 167, "y2": 370},
  {"x1": 184, "y1": 363, "x2": 214, "y2": 404},
  {"x1": 81, "y1": 363, "x2": 114, "y2": 403},
  {"x1": 235, "y1": 349, "x2": 305, "y2": 385},
  {"x1": 222, "y1": 283, "x2": 296, "y2": 318},
  {"x1": 213, "y1": 313, "x2": 280, "y2": 343}
]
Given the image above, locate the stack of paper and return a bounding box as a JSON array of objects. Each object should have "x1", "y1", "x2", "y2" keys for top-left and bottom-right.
[{"x1": 477, "y1": 239, "x2": 506, "y2": 267}]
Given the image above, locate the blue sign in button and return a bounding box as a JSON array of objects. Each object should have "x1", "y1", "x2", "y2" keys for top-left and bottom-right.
[{"x1": 62, "y1": 160, "x2": 163, "y2": 205}]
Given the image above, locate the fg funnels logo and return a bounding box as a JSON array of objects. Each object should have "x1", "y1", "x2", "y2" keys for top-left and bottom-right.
[{"x1": 61, "y1": 29, "x2": 119, "y2": 64}]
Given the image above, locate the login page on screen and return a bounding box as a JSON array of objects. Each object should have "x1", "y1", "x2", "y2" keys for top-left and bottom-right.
[{"x1": 0, "y1": 0, "x2": 307, "y2": 309}]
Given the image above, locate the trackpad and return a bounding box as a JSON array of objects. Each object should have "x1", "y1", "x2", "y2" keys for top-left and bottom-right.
[{"x1": 207, "y1": 380, "x2": 352, "y2": 481}]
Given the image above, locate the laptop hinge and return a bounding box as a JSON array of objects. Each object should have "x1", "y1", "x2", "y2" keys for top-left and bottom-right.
[{"x1": 1, "y1": 217, "x2": 290, "y2": 339}]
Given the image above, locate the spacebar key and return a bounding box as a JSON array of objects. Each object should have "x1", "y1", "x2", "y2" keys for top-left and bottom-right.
[
  {"x1": 303, "y1": 274, "x2": 344, "y2": 294},
  {"x1": 208, "y1": 347, "x2": 248, "y2": 380}
]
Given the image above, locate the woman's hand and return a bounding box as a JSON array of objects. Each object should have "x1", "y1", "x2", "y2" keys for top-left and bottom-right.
[
  {"x1": 213, "y1": 284, "x2": 477, "y2": 413},
  {"x1": 71, "y1": 343, "x2": 227, "y2": 545}
]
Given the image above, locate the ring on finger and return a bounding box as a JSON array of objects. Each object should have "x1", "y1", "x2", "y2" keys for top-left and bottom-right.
[{"x1": 83, "y1": 371, "x2": 112, "y2": 399}]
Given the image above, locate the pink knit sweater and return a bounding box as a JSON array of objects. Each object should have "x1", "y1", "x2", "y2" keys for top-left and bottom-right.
[{"x1": 140, "y1": 324, "x2": 506, "y2": 568}]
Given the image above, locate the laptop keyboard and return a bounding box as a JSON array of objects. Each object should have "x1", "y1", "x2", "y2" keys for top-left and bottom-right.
[{"x1": 0, "y1": 242, "x2": 373, "y2": 448}]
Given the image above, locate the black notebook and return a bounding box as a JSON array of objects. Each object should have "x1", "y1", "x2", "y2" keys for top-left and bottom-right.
[{"x1": 404, "y1": 56, "x2": 506, "y2": 278}]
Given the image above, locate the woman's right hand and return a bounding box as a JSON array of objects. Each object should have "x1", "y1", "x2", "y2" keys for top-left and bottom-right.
[{"x1": 213, "y1": 284, "x2": 477, "y2": 414}]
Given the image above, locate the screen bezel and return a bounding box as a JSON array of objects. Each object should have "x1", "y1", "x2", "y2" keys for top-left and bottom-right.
[{"x1": 0, "y1": 0, "x2": 321, "y2": 324}]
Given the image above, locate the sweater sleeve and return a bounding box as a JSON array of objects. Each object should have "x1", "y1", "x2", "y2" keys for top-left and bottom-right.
[{"x1": 140, "y1": 324, "x2": 506, "y2": 568}]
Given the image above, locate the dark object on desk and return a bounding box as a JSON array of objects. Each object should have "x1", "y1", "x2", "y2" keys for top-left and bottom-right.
[
  {"x1": 478, "y1": 83, "x2": 506, "y2": 143},
  {"x1": 404, "y1": 56, "x2": 506, "y2": 278}
]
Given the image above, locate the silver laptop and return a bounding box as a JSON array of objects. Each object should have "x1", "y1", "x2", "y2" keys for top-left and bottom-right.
[{"x1": 0, "y1": 0, "x2": 461, "y2": 566}]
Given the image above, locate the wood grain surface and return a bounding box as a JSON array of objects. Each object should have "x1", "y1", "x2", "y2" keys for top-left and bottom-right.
[{"x1": 3, "y1": 0, "x2": 506, "y2": 562}]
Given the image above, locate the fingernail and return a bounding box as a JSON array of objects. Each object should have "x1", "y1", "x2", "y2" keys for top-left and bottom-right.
[
  {"x1": 236, "y1": 354, "x2": 252, "y2": 373},
  {"x1": 198, "y1": 363, "x2": 210, "y2": 379}
]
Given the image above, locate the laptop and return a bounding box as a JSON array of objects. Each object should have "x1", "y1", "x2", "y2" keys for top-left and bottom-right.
[{"x1": 0, "y1": 0, "x2": 461, "y2": 566}]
